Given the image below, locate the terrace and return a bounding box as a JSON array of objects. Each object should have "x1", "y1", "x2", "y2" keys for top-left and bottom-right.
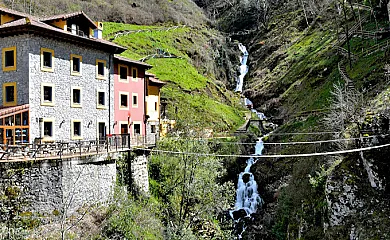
[{"x1": 0, "y1": 133, "x2": 158, "y2": 162}]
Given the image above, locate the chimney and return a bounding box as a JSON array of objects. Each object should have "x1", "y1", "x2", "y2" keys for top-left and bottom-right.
[{"x1": 94, "y1": 22, "x2": 103, "y2": 39}]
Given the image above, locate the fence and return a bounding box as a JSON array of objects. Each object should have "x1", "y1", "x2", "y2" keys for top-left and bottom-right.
[{"x1": 0, "y1": 133, "x2": 159, "y2": 161}]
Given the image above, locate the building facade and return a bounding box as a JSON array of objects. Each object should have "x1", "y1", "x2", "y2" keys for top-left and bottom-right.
[
  {"x1": 0, "y1": 8, "x2": 125, "y2": 144},
  {"x1": 145, "y1": 72, "x2": 166, "y2": 138},
  {"x1": 113, "y1": 56, "x2": 151, "y2": 140}
]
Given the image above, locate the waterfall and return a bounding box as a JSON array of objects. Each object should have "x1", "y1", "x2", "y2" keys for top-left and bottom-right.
[
  {"x1": 235, "y1": 43, "x2": 249, "y2": 93},
  {"x1": 230, "y1": 139, "x2": 264, "y2": 238}
]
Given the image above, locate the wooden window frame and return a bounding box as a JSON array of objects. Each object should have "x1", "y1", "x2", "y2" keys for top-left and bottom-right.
[
  {"x1": 132, "y1": 93, "x2": 138, "y2": 108},
  {"x1": 96, "y1": 89, "x2": 107, "y2": 109},
  {"x1": 0, "y1": 110, "x2": 30, "y2": 144},
  {"x1": 70, "y1": 54, "x2": 82, "y2": 76},
  {"x1": 132, "y1": 121, "x2": 142, "y2": 135},
  {"x1": 41, "y1": 83, "x2": 55, "y2": 106},
  {"x1": 96, "y1": 120, "x2": 106, "y2": 139},
  {"x1": 41, "y1": 118, "x2": 55, "y2": 142},
  {"x1": 96, "y1": 59, "x2": 107, "y2": 80},
  {"x1": 119, "y1": 91, "x2": 129, "y2": 110},
  {"x1": 119, "y1": 121, "x2": 129, "y2": 134},
  {"x1": 41, "y1": 48, "x2": 55, "y2": 72},
  {"x1": 71, "y1": 86, "x2": 82, "y2": 108},
  {"x1": 2, "y1": 46, "x2": 16, "y2": 72},
  {"x1": 131, "y1": 67, "x2": 138, "y2": 82},
  {"x1": 71, "y1": 119, "x2": 83, "y2": 140},
  {"x1": 3, "y1": 82, "x2": 17, "y2": 107},
  {"x1": 118, "y1": 64, "x2": 129, "y2": 83}
]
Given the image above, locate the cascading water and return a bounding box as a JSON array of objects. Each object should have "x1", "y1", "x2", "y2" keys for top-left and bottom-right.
[
  {"x1": 235, "y1": 43, "x2": 267, "y2": 120},
  {"x1": 245, "y1": 98, "x2": 267, "y2": 120},
  {"x1": 230, "y1": 139, "x2": 265, "y2": 238},
  {"x1": 235, "y1": 43, "x2": 249, "y2": 93}
]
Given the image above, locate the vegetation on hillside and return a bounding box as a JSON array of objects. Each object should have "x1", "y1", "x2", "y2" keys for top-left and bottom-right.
[
  {"x1": 232, "y1": 0, "x2": 390, "y2": 239},
  {"x1": 0, "y1": 0, "x2": 207, "y2": 26},
  {"x1": 104, "y1": 22, "x2": 246, "y2": 133},
  {"x1": 149, "y1": 137, "x2": 236, "y2": 239}
]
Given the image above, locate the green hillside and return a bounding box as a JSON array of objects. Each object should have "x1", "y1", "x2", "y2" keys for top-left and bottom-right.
[{"x1": 104, "y1": 23, "x2": 246, "y2": 133}]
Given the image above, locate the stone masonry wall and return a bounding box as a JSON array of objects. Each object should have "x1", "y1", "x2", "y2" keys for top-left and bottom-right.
[
  {"x1": 0, "y1": 155, "x2": 116, "y2": 217},
  {"x1": 27, "y1": 35, "x2": 114, "y2": 142},
  {"x1": 0, "y1": 150, "x2": 152, "y2": 218},
  {"x1": 0, "y1": 34, "x2": 30, "y2": 106},
  {"x1": 132, "y1": 154, "x2": 149, "y2": 193}
]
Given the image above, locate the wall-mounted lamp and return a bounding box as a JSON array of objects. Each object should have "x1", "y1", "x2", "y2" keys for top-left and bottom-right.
[
  {"x1": 113, "y1": 121, "x2": 117, "y2": 129},
  {"x1": 87, "y1": 120, "x2": 93, "y2": 128},
  {"x1": 60, "y1": 120, "x2": 65, "y2": 128}
]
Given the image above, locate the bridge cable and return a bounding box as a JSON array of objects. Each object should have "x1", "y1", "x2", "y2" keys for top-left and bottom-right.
[{"x1": 134, "y1": 142, "x2": 390, "y2": 158}]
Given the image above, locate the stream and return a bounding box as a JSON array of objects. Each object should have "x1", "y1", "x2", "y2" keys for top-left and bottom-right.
[
  {"x1": 230, "y1": 139, "x2": 264, "y2": 238},
  {"x1": 231, "y1": 42, "x2": 267, "y2": 238},
  {"x1": 235, "y1": 43, "x2": 249, "y2": 93}
]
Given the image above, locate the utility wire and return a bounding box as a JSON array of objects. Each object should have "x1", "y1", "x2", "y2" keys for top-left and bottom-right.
[
  {"x1": 204, "y1": 134, "x2": 389, "y2": 145},
  {"x1": 268, "y1": 131, "x2": 341, "y2": 136},
  {"x1": 134, "y1": 142, "x2": 390, "y2": 158}
]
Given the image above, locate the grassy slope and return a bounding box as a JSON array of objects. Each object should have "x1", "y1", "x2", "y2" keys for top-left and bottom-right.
[
  {"x1": 104, "y1": 23, "x2": 245, "y2": 133},
  {"x1": 248, "y1": 10, "x2": 342, "y2": 118}
]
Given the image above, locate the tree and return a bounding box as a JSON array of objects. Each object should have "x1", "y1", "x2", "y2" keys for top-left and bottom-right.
[
  {"x1": 149, "y1": 135, "x2": 234, "y2": 239},
  {"x1": 323, "y1": 82, "x2": 365, "y2": 136}
]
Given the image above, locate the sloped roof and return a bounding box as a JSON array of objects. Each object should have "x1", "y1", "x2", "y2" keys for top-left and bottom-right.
[
  {"x1": 40, "y1": 11, "x2": 97, "y2": 28},
  {"x1": 0, "y1": 104, "x2": 29, "y2": 119},
  {"x1": 145, "y1": 72, "x2": 156, "y2": 77},
  {"x1": 149, "y1": 77, "x2": 166, "y2": 86},
  {"x1": 114, "y1": 55, "x2": 152, "y2": 68},
  {"x1": 0, "y1": 6, "x2": 32, "y2": 19},
  {"x1": 0, "y1": 17, "x2": 126, "y2": 53}
]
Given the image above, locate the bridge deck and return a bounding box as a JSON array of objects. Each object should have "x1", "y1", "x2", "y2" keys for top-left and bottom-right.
[{"x1": 0, "y1": 134, "x2": 157, "y2": 162}]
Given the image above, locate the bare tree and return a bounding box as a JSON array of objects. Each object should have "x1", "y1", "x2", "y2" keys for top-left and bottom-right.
[{"x1": 323, "y1": 82, "x2": 365, "y2": 136}]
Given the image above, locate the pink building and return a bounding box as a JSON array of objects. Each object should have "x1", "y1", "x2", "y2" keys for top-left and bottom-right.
[{"x1": 113, "y1": 55, "x2": 151, "y2": 139}]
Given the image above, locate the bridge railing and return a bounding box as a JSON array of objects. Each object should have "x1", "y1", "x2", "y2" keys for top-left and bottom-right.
[{"x1": 0, "y1": 133, "x2": 159, "y2": 161}]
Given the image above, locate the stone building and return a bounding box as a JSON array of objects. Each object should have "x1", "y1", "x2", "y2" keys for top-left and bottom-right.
[{"x1": 0, "y1": 7, "x2": 126, "y2": 143}]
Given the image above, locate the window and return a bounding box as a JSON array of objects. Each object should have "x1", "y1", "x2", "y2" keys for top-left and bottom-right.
[
  {"x1": 121, "y1": 95, "x2": 128, "y2": 107},
  {"x1": 134, "y1": 123, "x2": 141, "y2": 135},
  {"x1": 41, "y1": 83, "x2": 54, "y2": 106},
  {"x1": 3, "y1": 82, "x2": 17, "y2": 107},
  {"x1": 120, "y1": 124, "x2": 128, "y2": 134},
  {"x1": 96, "y1": 59, "x2": 106, "y2": 79},
  {"x1": 132, "y1": 93, "x2": 138, "y2": 108},
  {"x1": 154, "y1": 102, "x2": 158, "y2": 111},
  {"x1": 131, "y1": 67, "x2": 138, "y2": 81},
  {"x1": 97, "y1": 91, "x2": 106, "y2": 109},
  {"x1": 151, "y1": 125, "x2": 156, "y2": 134},
  {"x1": 71, "y1": 87, "x2": 82, "y2": 108},
  {"x1": 2, "y1": 46, "x2": 16, "y2": 71},
  {"x1": 71, "y1": 54, "x2": 82, "y2": 75},
  {"x1": 41, "y1": 48, "x2": 54, "y2": 72},
  {"x1": 43, "y1": 122, "x2": 53, "y2": 137},
  {"x1": 119, "y1": 65, "x2": 128, "y2": 82},
  {"x1": 43, "y1": 86, "x2": 52, "y2": 102},
  {"x1": 119, "y1": 92, "x2": 129, "y2": 110},
  {"x1": 71, "y1": 120, "x2": 82, "y2": 140},
  {"x1": 41, "y1": 118, "x2": 55, "y2": 141}
]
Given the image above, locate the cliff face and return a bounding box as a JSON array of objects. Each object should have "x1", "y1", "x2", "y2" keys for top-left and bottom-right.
[{"x1": 193, "y1": 0, "x2": 390, "y2": 239}]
